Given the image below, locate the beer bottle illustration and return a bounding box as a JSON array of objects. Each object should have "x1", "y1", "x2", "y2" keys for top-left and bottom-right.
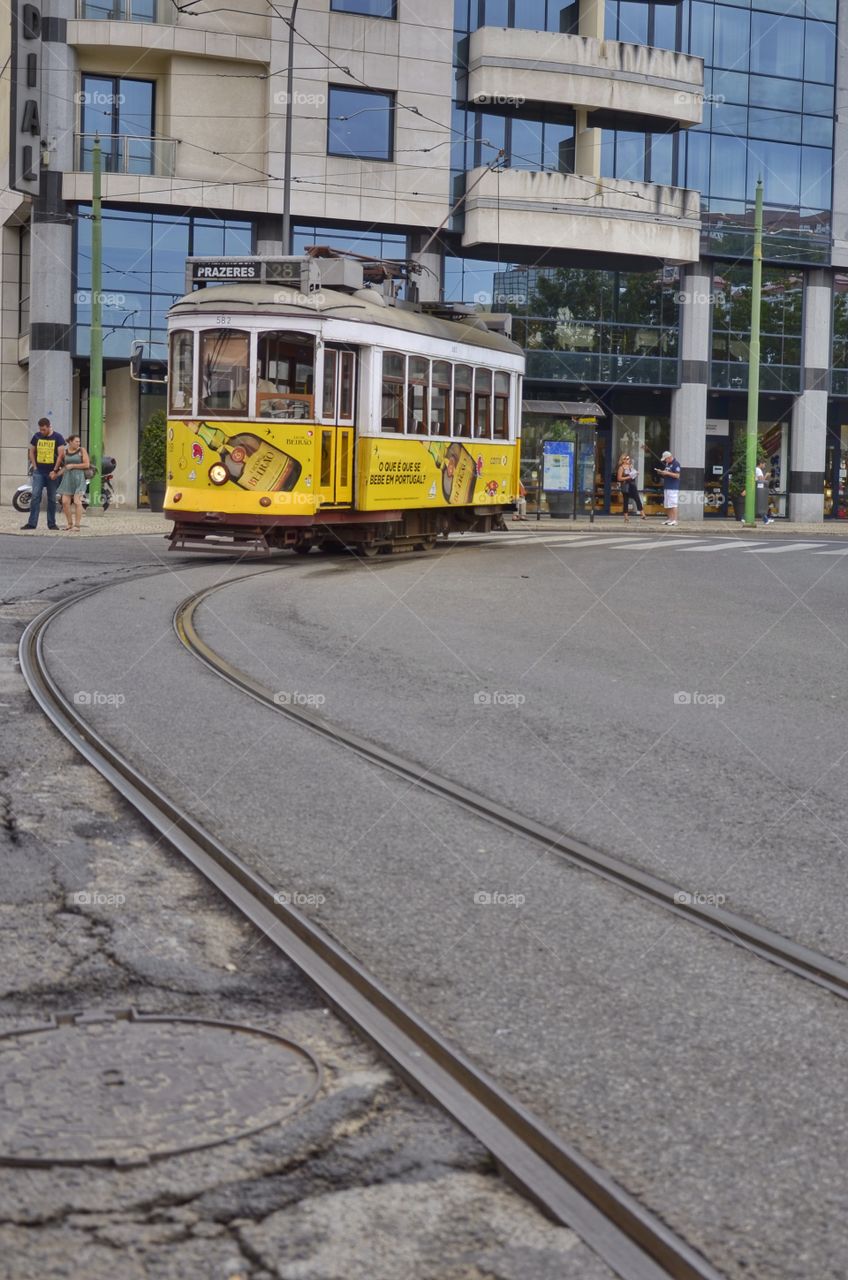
[
  {"x1": 428, "y1": 440, "x2": 476, "y2": 504},
  {"x1": 195, "y1": 422, "x2": 301, "y2": 492}
]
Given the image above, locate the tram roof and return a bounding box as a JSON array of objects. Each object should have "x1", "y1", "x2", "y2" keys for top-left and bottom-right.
[{"x1": 169, "y1": 284, "x2": 523, "y2": 357}]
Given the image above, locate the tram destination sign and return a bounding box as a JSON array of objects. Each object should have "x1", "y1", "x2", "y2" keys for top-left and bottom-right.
[{"x1": 186, "y1": 257, "x2": 315, "y2": 292}]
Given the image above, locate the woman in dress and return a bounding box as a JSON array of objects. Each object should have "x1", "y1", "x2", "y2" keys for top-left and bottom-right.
[
  {"x1": 616, "y1": 453, "x2": 646, "y2": 523},
  {"x1": 52, "y1": 435, "x2": 90, "y2": 531}
]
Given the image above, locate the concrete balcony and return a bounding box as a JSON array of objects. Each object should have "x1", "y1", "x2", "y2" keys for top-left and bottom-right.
[
  {"x1": 462, "y1": 167, "x2": 700, "y2": 264},
  {"x1": 467, "y1": 26, "x2": 703, "y2": 130},
  {"x1": 67, "y1": 12, "x2": 270, "y2": 54}
]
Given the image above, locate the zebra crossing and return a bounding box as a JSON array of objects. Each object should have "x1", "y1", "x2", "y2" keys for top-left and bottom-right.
[{"x1": 461, "y1": 530, "x2": 848, "y2": 559}]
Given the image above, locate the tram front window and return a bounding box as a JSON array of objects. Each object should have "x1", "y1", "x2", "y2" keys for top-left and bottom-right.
[
  {"x1": 200, "y1": 329, "x2": 250, "y2": 417},
  {"x1": 256, "y1": 331, "x2": 314, "y2": 419},
  {"x1": 170, "y1": 330, "x2": 194, "y2": 415}
]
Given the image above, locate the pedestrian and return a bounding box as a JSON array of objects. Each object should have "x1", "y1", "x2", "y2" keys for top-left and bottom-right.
[
  {"x1": 656, "y1": 450, "x2": 681, "y2": 526},
  {"x1": 756, "y1": 463, "x2": 774, "y2": 525},
  {"x1": 53, "y1": 434, "x2": 90, "y2": 531},
  {"x1": 616, "y1": 453, "x2": 646, "y2": 523},
  {"x1": 21, "y1": 417, "x2": 66, "y2": 530},
  {"x1": 512, "y1": 479, "x2": 528, "y2": 521}
]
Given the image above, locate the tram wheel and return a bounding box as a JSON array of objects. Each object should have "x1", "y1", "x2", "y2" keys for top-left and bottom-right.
[
  {"x1": 358, "y1": 543, "x2": 380, "y2": 558},
  {"x1": 292, "y1": 542, "x2": 312, "y2": 555}
]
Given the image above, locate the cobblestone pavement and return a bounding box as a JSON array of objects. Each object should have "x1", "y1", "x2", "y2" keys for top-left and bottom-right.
[{"x1": 0, "y1": 556, "x2": 615, "y2": 1280}]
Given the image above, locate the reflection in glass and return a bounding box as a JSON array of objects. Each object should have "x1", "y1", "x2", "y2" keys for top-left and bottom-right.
[{"x1": 327, "y1": 87, "x2": 394, "y2": 160}]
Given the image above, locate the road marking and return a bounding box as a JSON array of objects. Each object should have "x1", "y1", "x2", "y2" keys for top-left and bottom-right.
[
  {"x1": 738, "y1": 542, "x2": 829, "y2": 554},
  {"x1": 599, "y1": 538, "x2": 698, "y2": 550},
  {"x1": 812, "y1": 547, "x2": 848, "y2": 555},
  {"x1": 683, "y1": 541, "x2": 754, "y2": 551}
]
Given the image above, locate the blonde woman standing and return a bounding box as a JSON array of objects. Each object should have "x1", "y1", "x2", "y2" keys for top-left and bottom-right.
[
  {"x1": 616, "y1": 453, "x2": 646, "y2": 523},
  {"x1": 52, "y1": 435, "x2": 90, "y2": 531}
]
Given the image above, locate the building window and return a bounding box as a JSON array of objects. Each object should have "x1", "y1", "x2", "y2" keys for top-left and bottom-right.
[
  {"x1": 79, "y1": 75, "x2": 155, "y2": 174},
  {"x1": 328, "y1": 86, "x2": 394, "y2": 160},
  {"x1": 330, "y1": 0, "x2": 395, "y2": 14},
  {"x1": 74, "y1": 208, "x2": 253, "y2": 359},
  {"x1": 79, "y1": 0, "x2": 161, "y2": 21},
  {"x1": 711, "y1": 262, "x2": 803, "y2": 393}
]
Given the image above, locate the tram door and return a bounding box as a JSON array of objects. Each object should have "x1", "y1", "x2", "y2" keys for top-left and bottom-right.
[{"x1": 319, "y1": 346, "x2": 356, "y2": 505}]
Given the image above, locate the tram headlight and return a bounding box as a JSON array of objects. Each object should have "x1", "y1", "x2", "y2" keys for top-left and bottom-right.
[{"x1": 209, "y1": 463, "x2": 228, "y2": 486}]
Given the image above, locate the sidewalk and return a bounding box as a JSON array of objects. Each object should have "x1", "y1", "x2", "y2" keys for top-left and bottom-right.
[
  {"x1": 2, "y1": 506, "x2": 171, "y2": 537},
  {"x1": 6, "y1": 505, "x2": 848, "y2": 541}
]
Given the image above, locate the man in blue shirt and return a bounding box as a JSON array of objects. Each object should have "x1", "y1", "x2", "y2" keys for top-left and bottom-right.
[
  {"x1": 22, "y1": 418, "x2": 66, "y2": 530},
  {"x1": 657, "y1": 450, "x2": 681, "y2": 527}
]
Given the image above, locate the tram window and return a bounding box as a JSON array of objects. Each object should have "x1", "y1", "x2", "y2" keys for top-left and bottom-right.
[
  {"x1": 474, "y1": 369, "x2": 492, "y2": 439},
  {"x1": 257, "y1": 331, "x2": 314, "y2": 420},
  {"x1": 454, "y1": 364, "x2": 472, "y2": 437},
  {"x1": 169, "y1": 330, "x2": 194, "y2": 415},
  {"x1": 339, "y1": 350, "x2": 355, "y2": 420},
  {"x1": 200, "y1": 328, "x2": 250, "y2": 417},
  {"x1": 407, "y1": 356, "x2": 429, "y2": 435},
  {"x1": 493, "y1": 372, "x2": 510, "y2": 440},
  {"x1": 431, "y1": 361, "x2": 451, "y2": 435},
  {"x1": 322, "y1": 346, "x2": 356, "y2": 422},
  {"x1": 381, "y1": 351, "x2": 405, "y2": 432},
  {"x1": 323, "y1": 349, "x2": 337, "y2": 419}
]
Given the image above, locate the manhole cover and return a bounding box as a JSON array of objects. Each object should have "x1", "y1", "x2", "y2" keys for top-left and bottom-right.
[{"x1": 0, "y1": 1009, "x2": 321, "y2": 1166}]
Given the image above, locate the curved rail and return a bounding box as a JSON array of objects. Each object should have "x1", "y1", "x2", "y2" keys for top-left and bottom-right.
[
  {"x1": 175, "y1": 575, "x2": 848, "y2": 1004},
  {"x1": 21, "y1": 584, "x2": 724, "y2": 1280}
]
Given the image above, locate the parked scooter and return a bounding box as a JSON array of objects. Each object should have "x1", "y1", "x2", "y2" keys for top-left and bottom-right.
[{"x1": 13, "y1": 457, "x2": 117, "y2": 514}]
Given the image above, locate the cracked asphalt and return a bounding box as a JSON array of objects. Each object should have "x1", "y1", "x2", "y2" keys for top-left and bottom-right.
[{"x1": 0, "y1": 534, "x2": 615, "y2": 1280}]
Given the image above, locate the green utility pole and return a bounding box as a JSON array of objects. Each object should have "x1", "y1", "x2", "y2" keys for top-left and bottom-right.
[
  {"x1": 744, "y1": 177, "x2": 764, "y2": 526},
  {"x1": 281, "y1": 0, "x2": 300, "y2": 255},
  {"x1": 88, "y1": 136, "x2": 104, "y2": 513}
]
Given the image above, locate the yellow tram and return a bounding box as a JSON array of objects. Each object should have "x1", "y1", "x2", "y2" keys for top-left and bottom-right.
[{"x1": 164, "y1": 258, "x2": 525, "y2": 553}]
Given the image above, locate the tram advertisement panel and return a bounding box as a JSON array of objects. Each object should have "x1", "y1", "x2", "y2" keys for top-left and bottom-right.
[
  {"x1": 167, "y1": 418, "x2": 319, "y2": 512},
  {"x1": 358, "y1": 438, "x2": 517, "y2": 510}
]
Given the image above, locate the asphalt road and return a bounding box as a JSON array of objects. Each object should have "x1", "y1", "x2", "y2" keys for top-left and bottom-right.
[
  {"x1": 24, "y1": 529, "x2": 848, "y2": 1279},
  {"x1": 1, "y1": 533, "x2": 616, "y2": 1280}
]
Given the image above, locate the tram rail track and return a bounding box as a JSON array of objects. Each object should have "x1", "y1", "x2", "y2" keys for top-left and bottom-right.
[
  {"x1": 176, "y1": 572, "x2": 848, "y2": 1005},
  {"x1": 21, "y1": 580, "x2": 728, "y2": 1280}
]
